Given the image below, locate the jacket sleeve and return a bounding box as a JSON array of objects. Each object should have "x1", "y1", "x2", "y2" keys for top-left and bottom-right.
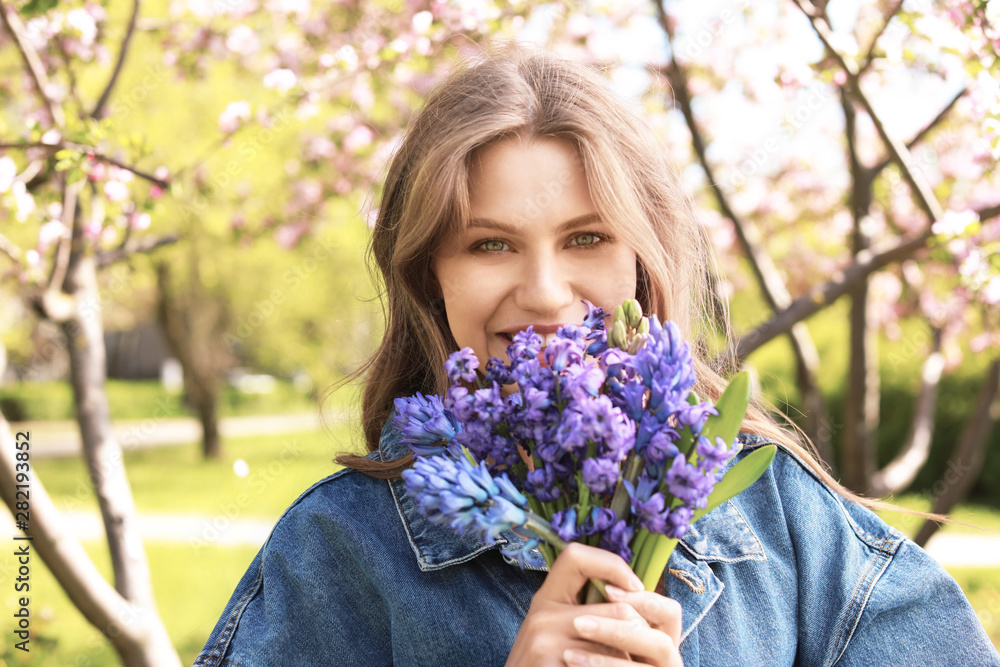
[
  {"x1": 193, "y1": 472, "x2": 395, "y2": 667},
  {"x1": 835, "y1": 537, "x2": 1000, "y2": 666}
]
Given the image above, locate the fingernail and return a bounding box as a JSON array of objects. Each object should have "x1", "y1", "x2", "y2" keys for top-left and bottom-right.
[
  {"x1": 605, "y1": 584, "x2": 626, "y2": 600},
  {"x1": 629, "y1": 575, "x2": 645, "y2": 591},
  {"x1": 574, "y1": 615, "x2": 599, "y2": 636},
  {"x1": 563, "y1": 648, "x2": 588, "y2": 666}
]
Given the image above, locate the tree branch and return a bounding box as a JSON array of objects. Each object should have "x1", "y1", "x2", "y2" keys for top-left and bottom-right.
[
  {"x1": 872, "y1": 86, "x2": 967, "y2": 177},
  {"x1": 0, "y1": 142, "x2": 170, "y2": 189},
  {"x1": 0, "y1": 232, "x2": 25, "y2": 270},
  {"x1": 792, "y1": 0, "x2": 945, "y2": 223},
  {"x1": 858, "y1": 0, "x2": 906, "y2": 75},
  {"x1": 0, "y1": 0, "x2": 65, "y2": 128},
  {"x1": 731, "y1": 228, "x2": 933, "y2": 360},
  {"x1": 0, "y1": 412, "x2": 173, "y2": 664},
  {"x1": 47, "y1": 180, "x2": 80, "y2": 293},
  {"x1": 97, "y1": 234, "x2": 179, "y2": 267},
  {"x1": 869, "y1": 327, "x2": 944, "y2": 497},
  {"x1": 92, "y1": 0, "x2": 141, "y2": 120},
  {"x1": 914, "y1": 358, "x2": 1000, "y2": 547}
]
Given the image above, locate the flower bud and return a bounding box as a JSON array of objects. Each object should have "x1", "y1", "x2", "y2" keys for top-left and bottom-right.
[
  {"x1": 622, "y1": 299, "x2": 643, "y2": 329},
  {"x1": 612, "y1": 304, "x2": 626, "y2": 328},
  {"x1": 627, "y1": 332, "x2": 649, "y2": 355},
  {"x1": 610, "y1": 320, "x2": 628, "y2": 349},
  {"x1": 637, "y1": 318, "x2": 649, "y2": 335}
]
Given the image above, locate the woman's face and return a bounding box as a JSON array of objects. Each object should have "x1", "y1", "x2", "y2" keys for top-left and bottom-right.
[{"x1": 431, "y1": 136, "x2": 638, "y2": 368}]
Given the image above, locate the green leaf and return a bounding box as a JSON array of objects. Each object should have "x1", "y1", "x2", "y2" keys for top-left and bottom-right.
[
  {"x1": 19, "y1": 0, "x2": 59, "y2": 18},
  {"x1": 693, "y1": 445, "x2": 776, "y2": 521},
  {"x1": 701, "y1": 370, "x2": 751, "y2": 448}
]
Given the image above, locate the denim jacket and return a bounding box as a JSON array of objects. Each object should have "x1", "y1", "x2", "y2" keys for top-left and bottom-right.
[{"x1": 194, "y1": 424, "x2": 999, "y2": 666}]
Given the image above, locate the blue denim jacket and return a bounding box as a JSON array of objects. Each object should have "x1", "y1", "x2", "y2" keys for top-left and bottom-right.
[{"x1": 194, "y1": 425, "x2": 999, "y2": 666}]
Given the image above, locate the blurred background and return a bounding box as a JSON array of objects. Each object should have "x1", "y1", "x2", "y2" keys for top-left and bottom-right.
[{"x1": 0, "y1": 0, "x2": 998, "y2": 664}]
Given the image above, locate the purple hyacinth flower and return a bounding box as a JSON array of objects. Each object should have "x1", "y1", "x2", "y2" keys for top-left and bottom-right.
[
  {"x1": 677, "y1": 401, "x2": 717, "y2": 431},
  {"x1": 552, "y1": 507, "x2": 582, "y2": 542},
  {"x1": 563, "y1": 363, "x2": 605, "y2": 401},
  {"x1": 665, "y1": 505, "x2": 694, "y2": 539},
  {"x1": 402, "y1": 455, "x2": 528, "y2": 546},
  {"x1": 525, "y1": 465, "x2": 562, "y2": 503},
  {"x1": 665, "y1": 454, "x2": 714, "y2": 510},
  {"x1": 445, "y1": 347, "x2": 480, "y2": 384},
  {"x1": 646, "y1": 427, "x2": 681, "y2": 464},
  {"x1": 393, "y1": 393, "x2": 459, "y2": 456},
  {"x1": 581, "y1": 300, "x2": 609, "y2": 331},
  {"x1": 508, "y1": 328, "x2": 543, "y2": 363},
  {"x1": 598, "y1": 519, "x2": 634, "y2": 563},
  {"x1": 696, "y1": 435, "x2": 734, "y2": 472},
  {"x1": 544, "y1": 337, "x2": 584, "y2": 371},
  {"x1": 583, "y1": 507, "x2": 617, "y2": 536},
  {"x1": 484, "y1": 357, "x2": 513, "y2": 385},
  {"x1": 582, "y1": 457, "x2": 619, "y2": 495}
]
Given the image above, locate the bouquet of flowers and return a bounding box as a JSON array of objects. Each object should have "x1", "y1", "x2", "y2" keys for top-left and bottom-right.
[{"x1": 397, "y1": 299, "x2": 775, "y2": 598}]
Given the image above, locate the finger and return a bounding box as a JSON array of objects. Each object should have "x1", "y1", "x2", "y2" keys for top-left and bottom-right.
[
  {"x1": 540, "y1": 543, "x2": 645, "y2": 604},
  {"x1": 563, "y1": 648, "x2": 636, "y2": 667},
  {"x1": 604, "y1": 585, "x2": 682, "y2": 645},
  {"x1": 572, "y1": 614, "x2": 678, "y2": 666}
]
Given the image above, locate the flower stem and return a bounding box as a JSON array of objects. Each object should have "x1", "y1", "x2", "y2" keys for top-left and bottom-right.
[
  {"x1": 638, "y1": 533, "x2": 679, "y2": 592},
  {"x1": 609, "y1": 453, "x2": 643, "y2": 518}
]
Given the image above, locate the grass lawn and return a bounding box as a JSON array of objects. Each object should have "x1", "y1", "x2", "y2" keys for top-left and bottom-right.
[
  {"x1": 0, "y1": 541, "x2": 260, "y2": 666},
  {"x1": 32, "y1": 425, "x2": 363, "y2": 518}
]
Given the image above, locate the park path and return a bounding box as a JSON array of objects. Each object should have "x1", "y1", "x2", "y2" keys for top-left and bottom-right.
[{"x1": 18, "y1": 411, "x2": 342, "y2": 458}]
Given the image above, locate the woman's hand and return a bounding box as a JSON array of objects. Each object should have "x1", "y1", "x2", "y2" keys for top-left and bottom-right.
[{"x1": 505, "y1": 543, "x2": 683, "y2": 667}]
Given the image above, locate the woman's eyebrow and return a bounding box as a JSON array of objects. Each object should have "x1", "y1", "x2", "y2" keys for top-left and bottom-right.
[{"x1": 466, "y1": 213, "x2": 603, "y2": 234}]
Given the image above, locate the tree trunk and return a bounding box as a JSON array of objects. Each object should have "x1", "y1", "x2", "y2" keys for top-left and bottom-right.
[
  {"x1": 153, "y1": 259, "x2": 226, "y2": 460},
  {"x1": 869, "y1": 327, "x2": 944, "y2": 497},
  {"x1": 0, "y1": 411, "x2": 181, "y2": 666},
  {"x1": 60, "y1": 249, "x2": 160, "y2": 606},
  {"x1": 840, "y1": 90, "x2": 879, "y2": 493},
  {"x1": 914, "y1": 359, "x2": 1000, "y2": 547}
]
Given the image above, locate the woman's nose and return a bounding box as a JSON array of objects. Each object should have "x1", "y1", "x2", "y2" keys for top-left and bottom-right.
[{"x1": 514, "y1": 254, "x2": 576, "y2": 316}]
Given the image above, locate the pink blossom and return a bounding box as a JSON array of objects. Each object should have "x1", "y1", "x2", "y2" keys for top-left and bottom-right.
[
  {"x1": 104, "y1": 180, "x2": 130, "y2": 202},
  {"x1": 263, "y1": 68, "x2": 297, "y2": 92},
  {"x1": 274, "y1": 220, "x2": 309, "y2": 249},
  {"x1": 37, "y1": 220, "x2": 66, "y2": 252},
  {"x1": 226, "y1": 25, "x2": 259, "y2": 55},
  {"x1": 129, "y1": 212, "x2": 151, "y2": 231},
  {"x1": 83, "y1": 220, "x2": 102, "y2": 239},
  {"x1": 218, "y1": 100, "x2": 252, "y2": 133},
  {"x1": 88, "y1": 161, "x2": 107, "y2": 182},
  {"x1": 343, "y1": 125, "x2": 375, "y2": 153},
  {"x1": 0, "y1": 157, "x2": 16, "y2": 193},
  {"x1": 932, "y1": 209, "x2": 979, "y2": 238}
]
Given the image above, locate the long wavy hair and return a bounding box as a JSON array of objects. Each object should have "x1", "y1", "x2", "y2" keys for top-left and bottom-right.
[{"x1": 334, "y1": 42, "x2": 875, "y2": 509}]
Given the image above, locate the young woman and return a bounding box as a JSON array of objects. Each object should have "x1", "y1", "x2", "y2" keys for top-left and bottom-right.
[{"x1": 194, "y1": 44, "x2": 999, "y2": 666}]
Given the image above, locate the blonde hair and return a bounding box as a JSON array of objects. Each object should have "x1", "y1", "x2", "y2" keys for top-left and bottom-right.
[{"x1": 334, "y1": 42, "x2": 878, "y2": 511}]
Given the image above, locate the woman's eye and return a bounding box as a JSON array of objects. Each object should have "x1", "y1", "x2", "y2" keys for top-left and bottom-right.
[
  {"x1": 569, "y1": 233, "x2": 601, "y2": 247},
  {"x1": 477, "y1": 239, "x2": 509, "y2": 252}
]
